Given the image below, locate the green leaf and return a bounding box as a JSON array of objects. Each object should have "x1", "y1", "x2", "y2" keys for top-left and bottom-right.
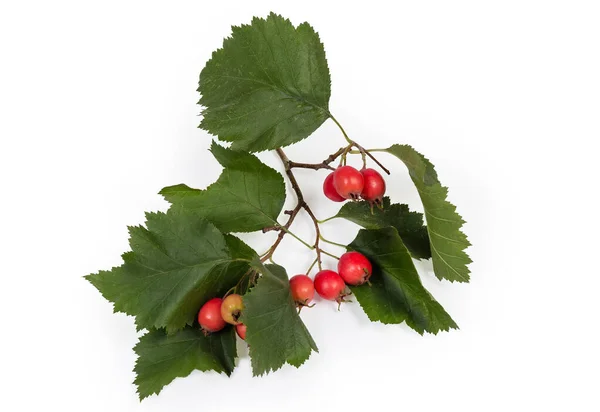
[
  {"x1": 134, "y1": 327, "x2": 236, "y2": 400},
  {"x1": 160, "y1": 142, "x2": 285, "y2": 233},
  {"x1": 333, "y1": 197, "x2": 431, "y2": 260},
  {"x1": 241, "y1": 261, "x2": 318, "y2": 376},
  {"x1": 85, "y1": 207, "x2": 255, "y2": 333},
  {"x1": 384, "y1": 145, "x2": 472, "y2": 282},
  {"x1": 349, "y1": 227, "x2": 457, "y2": 334},
  {"x1": 198, "y1": 12, "x2": 331, "y2": 152}
]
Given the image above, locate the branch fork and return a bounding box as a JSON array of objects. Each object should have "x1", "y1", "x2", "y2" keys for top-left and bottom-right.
[{"x1": 260, "y1": 119, "x2": 389, "y2": 265}]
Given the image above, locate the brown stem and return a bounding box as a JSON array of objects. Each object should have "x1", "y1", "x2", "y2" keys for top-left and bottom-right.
[
  {"x1": 258, "y1": 117, "x2": 389, "y2": 266},
  {"x1": 352, "y1": 142, "x2": 390, "y2": 175},
  {"x1": 261, "y1": 148, "x2": 331, "y2": 266},
  {"x1": 329, "y1": 115, "x2": 390, "y2": 175},
  {"x1": 260, "y1": 203, "x2": 302, "y2": 263},
  {"x1": 286, "y1": 146, "x2": 348, "y2": 171},
  {"x1": 303, "y1": 202, "x2": 323, "y2": 271},
  {"x1": 262, "y1": 225, "x2": 281, "y2": 233},
  {"x1": 260, "y1": 137, "x2": 386, "y2": 264},
  {"x1": 260, "y1": 148, "x2": 305, "y2": 263}
]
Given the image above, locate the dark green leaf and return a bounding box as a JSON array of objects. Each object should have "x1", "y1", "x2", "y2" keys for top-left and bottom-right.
[
  {"x1": 241, "y1": 261, "x2": 318, "y2": 376},
  {"x1": 85, "y1": 207, "x2": 255, "y2": 333},
  {"x1": 384, "y1": 145, "x2": 472, "y2": 282},
  {"x1": 199, "y1": 12, "x2": 331, "y2": 152},
  {"x1": 349, "y1": 227, "x2": 457, "y2": 334},
  {"x1": 134, "y1": 327, "x2": 236, "y2": 400},
  {"x1": 334, "y1": 197, "x2": 431, "y2": 259},
  {"x1": 160, "y1": 142, "x2": 285, "y2": 233},
  {"x1": 224, "y1": 232, "x2": 258, "y2": 261}
]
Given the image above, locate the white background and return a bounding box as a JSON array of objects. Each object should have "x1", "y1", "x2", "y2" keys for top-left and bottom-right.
[{"x1": 1, "y1": 1, "x2": 599, "y2": 411}]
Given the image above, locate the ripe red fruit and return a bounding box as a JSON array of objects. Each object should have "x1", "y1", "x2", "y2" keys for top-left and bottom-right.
[
  {"x1": 221, "y1": 294, "x2": 244, "y2": 325},
  {"x1": 323, "y1": 172, "x2": 345, "y2": 202},
  {"x1": 338, "y1": 251, "x2": 373, "y2": 286},
  {"x1": 236, "y1": 323, "x2": 247, "y2": 340},
  {"x1": 360, "y1": 168, "x2": 386, "y2": 205},
  {"x1": 198, "y1": 298, "x2": 226, "y2": 333},
  {"x1": 314, "y1": 270, "x2": 347, "y2": 302},
  {"x1": 289, "y1": 274, "x2": 315, "y2": 307},
  {"x1": 333, "y1": 166, "x2": 364, "y2": 200}
]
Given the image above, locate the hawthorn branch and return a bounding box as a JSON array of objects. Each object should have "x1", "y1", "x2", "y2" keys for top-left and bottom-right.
[
  {"x1": 261, "y1": 136, "x2": 378, "y2": 265},
  {"x1": 261, "y1": 148, "x2": 329, "y2": 266},
  {"x1": 260, "y1": 149, "x2": 305, "y2": 263}
]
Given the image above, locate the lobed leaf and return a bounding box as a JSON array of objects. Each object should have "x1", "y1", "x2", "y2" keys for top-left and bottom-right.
[
  {"x1": 134, "y1": 327, "x2": 236, "y2": 400},
  {"x1": 384, "y1": 145, "x2": 472, "y2": 282},
  {"x1": 86, "y1": 207, "x2": 256, "y2": 333},
  {"x1": 333, "y1": 197, "x2": 431, "y2": 259},
  {"x1": 241, "y1": 261, "x2": 318, "y2": 376},
  {"x1": 349, "y1": 227, "x2": 457, "y2": 334},
  {"x1": 198, "y1": 12, "x2": 331, "y2": 152},
  {"x1": 160, "y1": 142, "x2": 285, "y2": 233}
]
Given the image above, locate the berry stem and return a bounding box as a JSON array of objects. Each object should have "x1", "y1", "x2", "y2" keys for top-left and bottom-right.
[
  {"x1": 319, "y1": 249, "x2": 341, "y2": 260},
  {"x1": 329, "y1": 115, "x2": 391, "y2": 175},
  {"x1": 353, "y1": 141, "x2": 390, "y2": 175},
  {"x1": 316, "y1": 215, "x2": 336, "y2": 224},
  {"x1": 303, "y1": 201, "x2": 324, "y2": 271},
  {"x1": 279, "y1": 226, "x2": 314, "y2": 250},
  {"x1": 306, "y1": 256, "x2": 319, "y2": 275},
  {"x1": 319, "y1": 234, "x2": 347, "y2": 249},
  {"x1": 330, "y1": 115, "x2": 353, "y2": 145},
  {"x1": 231, "y1": 268, "x2": 254, "y2": 294},
  {"x1": 262, "y1": 224, "x2": 313, "y2": 251},
  {"x1": 350, "y1": 148, "x2": 387, "y2": 153}
]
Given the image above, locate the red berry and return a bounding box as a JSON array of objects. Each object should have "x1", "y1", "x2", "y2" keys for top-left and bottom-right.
[
  {"x1": 289, "y1": 274, "x2": 315, "y2": 306},
  {"x1": 323, "y1": 172, "x2": 345, "y2": 202},
  {"x1": 236, "y1": 323, "x2": 247, "y2": 340},
  {"x1": 314, "y1": 270, "x2": 346, "y2": 301},
  {"x1": 221, "y1": 294, "x2": 244, "y2": 325},
  {"x1": 333, "y1": 166, "x2": 364, "y2": 200},
  {"x1": 338, "y1": 251, "x2": 372, "y2": 286},
  {"x1": 198, "y1": 298, "x2": 226, "y2": 333},
  {"x1": 360, "y1": 168, "x2": 386, "y2": 205}
]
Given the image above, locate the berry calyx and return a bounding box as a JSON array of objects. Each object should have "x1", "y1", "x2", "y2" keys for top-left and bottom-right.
[
  {"x1": 221, "y1": 294, "x2": 244, "y2": 325},
  {"x1": 333, "y1": 166, "x2": 364, "y2": 200},
  {"x1": 338, "y1": 251, "x2": 373, "y2": 286},
  {"x1": 360, "y1": 168, "x2": 386, "y2": 206},
  {"x1": 323, "y1": 172, "x2": 346, "y2": 202},
  {"x1": 236, "y1": 323, "x2": 247, "y2": 340},
  {"x1": 314, "y1": 270, "x2": 348, "y2": 308},
  {"x1": 289, "y1": 274, "x2": 315, "y2": 307},
  {"x1": 198, "y1": 298, "x2": 226, "y2": 333}
]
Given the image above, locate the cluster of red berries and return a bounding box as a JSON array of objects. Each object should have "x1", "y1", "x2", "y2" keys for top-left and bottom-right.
[
  {"x1": 323, "y1": 165, "x2": 386, "y2": 206},
  {"x1": 197, "y1": 294, "x2": 247, "y2": 339},
  {"x1": 197, "y1": 251, "x2": 373, "y2": 337},
  {"x1": 294, "y1": 251, "x2": 373, "y2": 306}
]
